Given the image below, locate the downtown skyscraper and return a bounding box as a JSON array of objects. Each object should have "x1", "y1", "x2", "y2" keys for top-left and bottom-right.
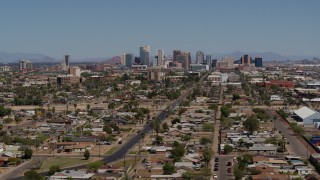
[
  {"x1": 196, "y1": 51, "x2": 204, "y2": 64},
  {"x1": 156, "y1": 49, "x2": 164, "y2": 66},
  {"x1": 140, "y1": 45, "x2": 150, "y2": 66}
]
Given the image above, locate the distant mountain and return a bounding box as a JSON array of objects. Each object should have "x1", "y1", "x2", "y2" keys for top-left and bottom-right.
[
  {"x1": 210, "y1": 51, "x2": 317, "y2": 61},
  {"x1": 102, "y1": 56, "x2": 121, "y2": 65},
  {"x1": 0, "y1": 51, "x2": 59, "y2": 63}
]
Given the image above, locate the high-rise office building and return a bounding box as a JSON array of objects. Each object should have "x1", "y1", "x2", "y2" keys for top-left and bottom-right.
[
  {"x1": 255, "y1": 57, "x2": 263, "y2": 67},
  {"x1": 61, "y1": 55, "x2": 70, "y2": 71},
  {"x1": 125, "y1": 54, "x2": 134, "y2": 67},
  {"x1": 241, "y1": 54, "x2": 252, "y2": 65},
  {"x1": 222, "y1": 56, "x2": 235, "y2": 69},
  {"x1": 212, "y1": 59, "x2": 218, "y2": 68},
  {"x1": 177, "y1": 51, "x2": 191, "y2": 70},
  {"x1": 19, "y1": 60, "x2": 32, "y2": 70},
  {"x1": 196, "y1": 51, "x2": 204, "y2": 64},
  {"x1": 205, "y1": 55, "x2": 212, "y2": 65},
  {"x1": 121, "y1": 53, "x2": 126, "y2": 65},
  {"x1": 173, "y1": 50, "x2": 181, "y2": 62},
  {"x1": 64, "y1": 55, "x2": 70, "y2": 67},
  {"x1": 140, "y1": 45, "x2": 150, "y2": 66},
  {"x1": 156, "y1": 49, "x2": 164, "y2": 66},
  {"x1": 134, "y1": 57, "x2": 140, "y2": 64}
]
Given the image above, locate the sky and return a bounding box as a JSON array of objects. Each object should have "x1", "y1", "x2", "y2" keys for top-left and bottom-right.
[{"x1": 0, "y1": 0, "x2": 319, "y2": 59}]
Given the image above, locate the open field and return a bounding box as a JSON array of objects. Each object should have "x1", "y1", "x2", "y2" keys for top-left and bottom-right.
[{"x1": 39, "y1": 157, "x2": 101, "y2": 172}]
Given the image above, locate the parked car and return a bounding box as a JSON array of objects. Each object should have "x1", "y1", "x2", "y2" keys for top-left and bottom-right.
[
  {"x1": 214, "y1": 157, "x2": 219, "y2": 162},
  {"x1": 227, "y1": 162, "x2": 232, "y2": 166},
  {"x1": 214, "y1": 167, "x2": 219, "y2": 171},
  {"x1": 227, "y1": 168, "x2": 232, "y2": 173}
]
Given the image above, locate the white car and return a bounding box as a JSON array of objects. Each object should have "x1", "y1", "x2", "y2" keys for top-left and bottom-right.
[{"x1": 213, "y1": 174, "x2": 218, "y2": 178}]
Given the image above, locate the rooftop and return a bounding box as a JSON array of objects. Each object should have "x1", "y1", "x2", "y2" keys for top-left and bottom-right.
[{"x1": 294, "y1": 106, "x2": 317, "y2": 119}]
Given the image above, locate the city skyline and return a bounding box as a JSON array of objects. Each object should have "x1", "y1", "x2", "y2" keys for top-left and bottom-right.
[{"x1": 0, "y1": 0, "x2": 319, "y2": 59}]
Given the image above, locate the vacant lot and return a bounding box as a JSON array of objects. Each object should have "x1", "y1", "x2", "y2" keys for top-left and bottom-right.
[{"x1": 39, "y1": 157, "x2": 100, "y2": 172}]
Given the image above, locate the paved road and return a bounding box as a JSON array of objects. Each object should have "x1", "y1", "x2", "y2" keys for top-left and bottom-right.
[
  {"x1": 216, "y1": 155, "x2": 235, "y2": 180},
  {"x1": 267, "y1": 109, "x2": 316, "y2": 158},
  {"x1": 0, "y1": 158, "x2": 40, "y2": 180}
]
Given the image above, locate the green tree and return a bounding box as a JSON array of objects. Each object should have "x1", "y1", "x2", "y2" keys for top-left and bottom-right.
[
  {"x1": 208, "y1": 104, "x2": 218, "y2": 110},
  {"x1": 86, "y1": 104, "x2": 90, "y2": 112},
  {"x1": 0, "y1": 105, "x2": 12, "y2": 117},
  {"x1": 221, "y1": 106, "x2": 231, "y2": 117},
  {"x1": 108, "y1": 102, "x2": 116, "y2": 116},
  {"x1": 224, "y1": 144, "x2": 233, "y2": 154},
  {"x1": 84, "y1": 149, "x2": 90, "y2": 160},
  {"x1": 200, "y1": 137, "x2": 212, "y2": 145},
  {"x1": 243, "y1": 115, "x2": 260, "y2": 134},
  {"x1": 203, "y1": 123, "x2": 214, "y2": 132},
  {"x1": 163, "y1": 163, "x2": 175, "y2": 175},
  {"x1": 237, "y1": 154, "x2": 253, "y2": 169},
  {"x1": 103, "y1": 124, "x2": 112, "y2": 134},
  {"x1": 153, "y1": 119, "x2": 161, "y2": 135},
  {"x1": 155, "y1": 135, "x2": 163, "y2": 144},
  {"x1": 171, "y1": 141, "x2": 185, "y2": 162},
  {"x1": 162, "y1": 122, "x2": 169, "y2": 131},
  {"x1": 182, "y1": 172, "x2": 193, "y2": 180},
  {"x1": 7, "y1": 157, "x2": 21, "y2": 165},
  {"x1": 14, "y1": 115, "x2": 22, "y2": 124},
  {"x1": 277, "y1": 109, "x2": 288, "y2": 119},
  {"x1": 172, "y1": 118, "x2": 180, "y2": 124},
  {"x1": 234, "y1": 166, "x2": 245, "y2": 180},
  {"x1": 24, "y1": 170, "x2": 44, "y2": 180},
  {"x1": 3, "y1": 118, "x2": 13, "y2": 124},
  {"x1": 232, "y1": 94, "x2": 240, "y2": 101},
  {"x1": 181, "y1": 135, "x2": 191, "y2": 142},
  {"x1": 202, "y1": 148, "x2": 212, "y2": 176},
  {"x1": 24, "y1": 148, "x2": 33, "y2": 159},
  {"x1": 48, "y1": 165, "x2": 61, "y2": 175},
  {"x1": 73, "y1": 103, "x2": 77, "y2": 112}
]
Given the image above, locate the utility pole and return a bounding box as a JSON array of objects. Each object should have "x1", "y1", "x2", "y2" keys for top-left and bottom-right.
[
  {"x1": 123, "y1": 154, "x2": 126, "y2": 172},
  {"x1": 99, "y1": 143, "x2": 101, "y2": 157}
]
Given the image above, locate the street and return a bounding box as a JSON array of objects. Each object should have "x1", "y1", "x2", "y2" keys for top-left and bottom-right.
[
  {"x1": 269, "y1": 109, "x2": 317, "y2": 158},
  {"x1": 215, "y1": 155, "x2": 235, "y2": 180},
  {"x1": 0, "y1": 158, "x2": 40, "y2": 180}
]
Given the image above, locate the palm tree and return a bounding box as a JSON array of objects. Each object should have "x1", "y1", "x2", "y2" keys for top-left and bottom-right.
[
  {"x1": 202, "y1": 149, "x2": 212, "y2": 177},
  {"x1": 86, "y1": 104, "x2": 90, "y2": 113},
  {"x1": 139, "y1": 132, "x2": 145, "y2": 154},
  {"x1": 52, "y1": 106, "x2": 55, "y2": 120},
  {"x1": 73, "y1": 103, "x2": 77, "y2": 112}
]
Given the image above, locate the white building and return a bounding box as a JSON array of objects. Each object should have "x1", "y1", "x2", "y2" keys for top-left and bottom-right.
[
  {"x1": 208, "y1": 73, "x2": 221, "y2": 83},
  {"x1": 270, "y1": 95, "x2": 283, "y2": 101},
  {"x1": 68, "y1": 67, "x2": 81, "y2": 77},
  {"x1": 293, "y1": 106, "x2": 320, "y2": 125},
  {"x1": 221, "y1": 73, "x2": 229, "y2": 82}
]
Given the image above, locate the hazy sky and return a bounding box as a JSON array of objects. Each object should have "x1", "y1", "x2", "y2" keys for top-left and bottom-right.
[{"x1": 0, "y1": 0, "x2": 319, "y2": 59}]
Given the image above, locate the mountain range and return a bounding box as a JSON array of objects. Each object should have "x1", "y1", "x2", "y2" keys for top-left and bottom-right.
[
  {"x1": 209, "y1": 51, "x2": 318, "y2": 62},
  {"x1": 0, "y1": 51, "x2": 318, "y2": 63}
]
